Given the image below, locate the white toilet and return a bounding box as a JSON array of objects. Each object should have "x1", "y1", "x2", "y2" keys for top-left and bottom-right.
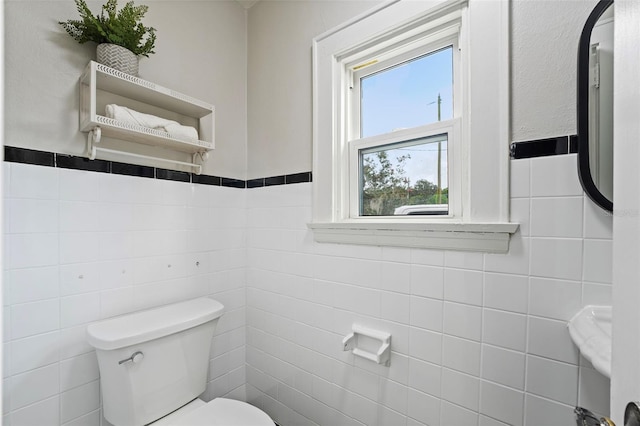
[{"x1": 86, "y1": 297, "x2": 274, "y2": 426}]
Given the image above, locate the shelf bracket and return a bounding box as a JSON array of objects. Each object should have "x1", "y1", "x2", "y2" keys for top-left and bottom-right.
[{"x1": 87, "y1": 127, "x2": 102, "y2": 160}]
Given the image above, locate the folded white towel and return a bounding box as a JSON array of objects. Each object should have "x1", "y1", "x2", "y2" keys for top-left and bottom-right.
[{"x1": 105, "y1": 104, "x2": 199, "y2": 141}]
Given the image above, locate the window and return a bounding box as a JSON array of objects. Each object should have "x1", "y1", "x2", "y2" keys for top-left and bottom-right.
[
  {"x1": 311, "y1": 0, "x2": 518, "y2": 252},
  {"x1": 349, "y1": 35, "x2": 458, "y2": 218}
]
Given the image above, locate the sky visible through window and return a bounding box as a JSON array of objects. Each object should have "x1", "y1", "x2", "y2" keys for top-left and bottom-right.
[{"x1": 360, "y1": 46, "x2": 453, "y2": 187}]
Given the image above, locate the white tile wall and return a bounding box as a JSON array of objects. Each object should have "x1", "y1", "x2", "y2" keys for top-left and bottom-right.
[
  {"x1": 3, "y1": 154, "x2": 613, "y2": 426},
  {"x1": 245, "y1": 154, "x2": 612, "y2": 426},
  {"x1": 3, "y1": 163, "x2": 248, "y2": 426}
]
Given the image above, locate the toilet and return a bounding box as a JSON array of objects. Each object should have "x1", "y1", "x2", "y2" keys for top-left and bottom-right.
[{"x1": 86, "y1": 297, "x2": 274, "y2": 426}]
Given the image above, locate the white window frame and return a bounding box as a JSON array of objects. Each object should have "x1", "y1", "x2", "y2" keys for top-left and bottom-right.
[{"x1": 310, "y1": 0, "x2": 518, "y2": 253}]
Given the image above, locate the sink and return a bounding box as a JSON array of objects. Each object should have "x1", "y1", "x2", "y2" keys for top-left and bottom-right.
[{"x1": 567, "y1": 305, "x2": 612, "y2": 378}]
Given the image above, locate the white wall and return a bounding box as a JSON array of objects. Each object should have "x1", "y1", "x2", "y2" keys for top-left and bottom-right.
[
  {"x1": 4, "y1": 0, "x2": 247, "y2": 179},
  {"x1": 2, "y1": 163, "x2": 248, "y2": 425},
  {"x1": 245, "y1": 154, "x2": 613, "y2": 426},
  {"x1": 246, "y1": 0, "x2": 379, "y2": 179}
]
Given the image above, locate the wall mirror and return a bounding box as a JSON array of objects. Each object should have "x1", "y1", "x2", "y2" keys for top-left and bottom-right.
[{"x1": 577, "y1": 0, "x2": 614, "y2": 212}]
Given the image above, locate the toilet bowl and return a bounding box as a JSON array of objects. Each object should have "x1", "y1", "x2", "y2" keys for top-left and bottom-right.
[
  {"x1": 153, "y1": 398, "x2": 273, "y2": 426},
  {"x1": 86, "y1": 298, "x2": 273, "y2": 426}
]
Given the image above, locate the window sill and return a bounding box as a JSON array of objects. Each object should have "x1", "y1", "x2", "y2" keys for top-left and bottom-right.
[{"x1": 308, "y1": 221, "x2": 519, "y2": 253}]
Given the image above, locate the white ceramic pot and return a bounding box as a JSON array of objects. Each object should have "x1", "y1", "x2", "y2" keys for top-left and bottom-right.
[{"x1": 96, "y1": 43, "x2": 139, "y2": 76}]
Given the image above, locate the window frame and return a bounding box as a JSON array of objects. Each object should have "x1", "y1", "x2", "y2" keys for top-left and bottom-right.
[
  {"x1": 349, "y1": 119, "x2": 461, "y2": 219},
  {"x1": 310, "y1": 0, "x2": 518, "y2": 253}
]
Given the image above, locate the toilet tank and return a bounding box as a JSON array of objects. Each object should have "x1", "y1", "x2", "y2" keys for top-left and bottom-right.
[{"x1": 86, "y1": 298, "x2": 225, "y2": 426}]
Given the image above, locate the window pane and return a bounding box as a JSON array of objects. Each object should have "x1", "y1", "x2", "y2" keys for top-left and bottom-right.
[
  {"x1": 360, "y1": 134, "x2": 448, "y2": 216},
  {"x1": 361, "y1": 46, "x2": 453, "y2": 138}
]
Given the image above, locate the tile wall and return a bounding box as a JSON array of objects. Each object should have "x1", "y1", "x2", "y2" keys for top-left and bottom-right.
[
  {"x1": 245, "y1": 154, "x2": 613, "y2": 426},
  {"x1": 2, "y1": 162, "x2": 248, "y2": 426},
  {"x1": 1, "y1": 152, "x2": 613, "y2": 426}
]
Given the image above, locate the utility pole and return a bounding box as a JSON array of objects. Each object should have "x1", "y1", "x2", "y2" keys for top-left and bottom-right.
[{"x1": 436, "y1": 93, "x2": 442, "y2": 204}]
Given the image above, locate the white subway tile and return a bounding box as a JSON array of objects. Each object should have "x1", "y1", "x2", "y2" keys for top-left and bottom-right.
[
  {"x1": 8, "y1": 233, "x2": 59, "y2": 269},
  {"x1": 444, "y1": 268, "x2": 483, "y2": 306},
  {"x1": 443, "y1": 302, "x2": 482, "y2": 341},
  {"x1": 526, "y1": 355, "x2": 578, "y2": 405},
  {"x1": 60, "y1": 380, "x2": 100, "y2": 424},
  {"x1": 98, "y1": 232, "x2": 137, "y2": 260},
  {"x1": 100, "y1": 287, "x2": 136, "y2": 319},
  {"x1": 409, "y1": 296, "x2": 443, "y2": 331},
  {"x1": 10, "y1": 163, "x2": 58, "y2": 200},
  {"x1": 9, "y1": 395, "x2": 59, "y2": 426},
  {"x1": 59, "y1": 262, "x2": 102, "y2": 296},
  {"x1": 408, "y1": 358, "x2": 441, "y2": 397},
  {"x1": 59, "y1": 201, "x2": 102, "y2": 233},
  {"x1": 409, "y1": 327, "x2": 442, "y2": 364},
  {"x1": 524, "y1": 394, "x2": 575, "y2": 426},
  {"x1": 479, "y1": 415, "x2": 510, "y2": 426},
  {"x1": 482, "y1": 309, "x2": 527, "y2": 352},
  {"x1": 58, "y1": 325, "x2": 94, "y2": 360},
  {"x1": 530, "y1": 197, "x2": 583, "y2": 238},
  {"x1": 529, "y1": 277, "x2": 582, "y2": 321},
  {"x1": 583, "y1": 239, "x2": 613, "y2": 283},
  {"x1": 484, "y1": 273, "x2": 528, "y2": 314},
  {"x1": 444, "y1": 251, "x2": 484, "y2": 270},
  {"x1": 407, "y1": 388, "x2": 440, "y2": 425},
  {"x1": 441, "y1": 368, "x2": 479, "y2": 412},
  {"x1": 530, "y1": 238, "x2": 583, "y2": 280},
  {"x1": 484, "y1": 235, "x2": 530, "y2": 276},
  {"x1": 480, "y1": 381, "x2": 524, "y2": 426},
  {"x1": 378, "y1": 378, "x2": 408, "y2": 415},
  {"x1": 62, "y1": 409, "x2": 100, "y2": 426},
  {"x1": 410, "y1": 248, "x2": 444, "y2": 266},
  {"x1": 10, "y1": 331, "x2": 60, "y2": 375},
  {"x1": 481, "y1": 345, "x2": 525, "y2": 390},
  {"x1": 60, "y1": 293, "x2": 101, "y2": 328},
  {"x1": 410, "y1": 265, "x2": 444, "y2": 299},
  {"x1": 59, "y1": 352, "x2": 99, "y2": 392},
  {"x1": 528, "y1": 316, "x2": 580, "y2": 364},
  {"x1": 510, "y1": 159, "x2": 530, "y2": 198},
  {"x1": 59, "y1": 232, "x2": 101, "y2": 264},
  {"x1": 380, "y1": 292, "x2": 410, "y2": 324},
  {"x1": 530, "y1": 154, "x2": 582, "y2": 197},
  {"x1": 441, "y1": 401, "x2": 479, "y2": 426},
  {"x1": 583, "y1": 197, "x2": 613, "y2": 239},
  {"x1": 583, "y1": 283, "x2": 612, "y2": 306},
  {"x1": 11, "y1": 299, "x2": 59, "y2": 339},
  {"x1": 377, "y1": 405, "x2": 407, "y2": 426},
  {"x1": 8, "y1": 199, "x2": 59, "y2": 233},
  {"x1": 578, "y1": 366, "x2": 610, "y2": 417},
  {"x1": 59, "y1": 169, "x2": 101, "y2": 202},
  {"x1": 380, "y1": 261, "x2": 411, "y2": 293},
  {"x1": 442, "y1": 335, "x2": 480, "y2": 376},
  {"x1": 510, "y1": 198, "x2": 530, "y2": 236},
  {"x1": 10, "y1": 364, "x2": 59, "y2": 410},
  {"x1": 8, "y1": 266, "x2": 59, "y2": 304}
]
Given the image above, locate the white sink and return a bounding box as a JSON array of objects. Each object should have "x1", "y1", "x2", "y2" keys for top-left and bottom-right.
[{"x1": 567, "y1": 305, "x2": 612, "y2": 378}]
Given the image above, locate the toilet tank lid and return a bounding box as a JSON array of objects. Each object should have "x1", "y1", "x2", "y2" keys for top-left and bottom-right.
[{"x1": 86, "y1": 298, "x2": 225, "y2": 350}]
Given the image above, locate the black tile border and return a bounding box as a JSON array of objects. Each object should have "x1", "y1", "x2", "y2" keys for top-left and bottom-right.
[
  {"x1": 112, "y1": 161, "x2": 155, "y2": 178},
  {"x1": 3, "y1": 145, "x2": 315, "y2": 189},
  {"x1": 5, "y1": 146, "x2": 55, "y2": 167},
  {"x1": 156, "y1": 168, "x2": 190, "y2": 183},
  {"x1": 510, "y1": 135, "x2": 577, "y2": 159}
]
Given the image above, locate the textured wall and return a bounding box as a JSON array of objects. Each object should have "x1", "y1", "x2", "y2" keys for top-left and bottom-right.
[{"x1": 4, "y1": 0, "x2": 247, "y2": 179}]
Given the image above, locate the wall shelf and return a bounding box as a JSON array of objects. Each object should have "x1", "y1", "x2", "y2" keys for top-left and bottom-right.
[{"x1": 79, "y1": 61, "x2": 215, "y2": 173}]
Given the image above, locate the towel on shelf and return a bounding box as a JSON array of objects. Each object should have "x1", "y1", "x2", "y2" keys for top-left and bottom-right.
[{"x1": 105, "y1": 104, "x2": 199, "y2": 141}]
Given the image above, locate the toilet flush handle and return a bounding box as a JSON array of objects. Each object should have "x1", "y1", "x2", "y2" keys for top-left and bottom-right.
[{"x1": 118, "y1": 351, "x2": 144, "y2": 365}]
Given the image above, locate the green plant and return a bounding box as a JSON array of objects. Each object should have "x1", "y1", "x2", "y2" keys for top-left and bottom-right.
[{"x1": 59, "y1": 0, "x2": 156, "y2": 57}]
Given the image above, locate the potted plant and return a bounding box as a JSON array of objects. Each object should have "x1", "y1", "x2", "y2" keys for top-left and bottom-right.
[{"x1": 59, "y1": 0, "x2": 156, "y2": 75}]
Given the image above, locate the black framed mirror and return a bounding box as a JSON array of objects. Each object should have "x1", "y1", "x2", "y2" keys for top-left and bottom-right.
[{"x1": 577, "y1": 0, "x2": 614, "y2": 212}]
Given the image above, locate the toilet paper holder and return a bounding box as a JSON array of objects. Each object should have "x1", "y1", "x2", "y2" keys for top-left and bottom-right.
[{"x1": 342, "y1": 324, "x2": 391, "y2": 366}]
